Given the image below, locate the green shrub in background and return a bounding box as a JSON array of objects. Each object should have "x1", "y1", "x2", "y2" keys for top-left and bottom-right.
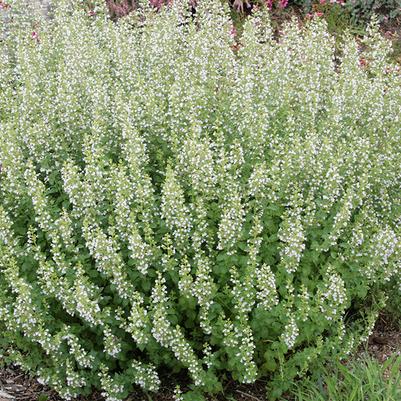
[
  {"x1": 1, "y1": 0, "x2": 401, "y2": 400},
  {"x1": 103, "y1": 1, "x2": 401, "y2": 22},
  {"x1": 224, "y1": 1, "x2": 401, "y2": 22},
  {"x1": 342, "y1": 0, "x2": 401, "y2": 22},
  {"x1": 384, "y1": 279, "x2": 401, "y2": 328}
]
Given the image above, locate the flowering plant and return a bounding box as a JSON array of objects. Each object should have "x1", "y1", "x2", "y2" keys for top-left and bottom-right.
[{"x1": 0, "y1": 1, "x2": 400, "y2": 400}]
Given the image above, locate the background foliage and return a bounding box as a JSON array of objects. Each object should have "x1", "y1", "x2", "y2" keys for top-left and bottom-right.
[{"x1": 103, "y1": 0, "x2": 401, "y2": 21}]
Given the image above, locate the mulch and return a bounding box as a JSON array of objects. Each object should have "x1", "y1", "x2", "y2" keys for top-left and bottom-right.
[{"x1": 365, "y1": 314, "x2": 401, "y2": 363}]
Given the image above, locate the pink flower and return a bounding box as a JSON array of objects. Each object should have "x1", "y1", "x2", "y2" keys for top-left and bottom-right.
[
  {"x1": 320, "y1": 0, "x2": 326, "y2": 4},
  {"x1": 315, "y1": 11, "x2": 324, "y2": 17},
  {"x1": 31, "y1": 31, "x2": 39, "y2": 40},
  {"x1": 279, "y1": 0, "x2": 288, "y2": 8},
  {"x1": 230, "y1": 25, "x2": 237, "y2": 38},
  {"x1": 265, "y1": 0, "x2": 273, "y2": 10},
  {"x1": 265, "y1": 0, "x2": 288, "y2": 8}
]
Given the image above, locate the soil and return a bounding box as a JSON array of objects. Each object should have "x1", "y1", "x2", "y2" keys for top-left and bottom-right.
[{"x1": 365, "y1": 314, "x2": 401, "y2": 364}]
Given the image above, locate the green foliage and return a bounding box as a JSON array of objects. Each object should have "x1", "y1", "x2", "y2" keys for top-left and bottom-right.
[
  {"x1": 226, "y1": 0, "x2": 401, "y2": 23},
  {"x1": 290, "y1": 353, "x2": 401, "y2": 401},
  {"x1": 311, "y1": 1, "x2": 366, "y2": 37},
  {"x1": 343, "y1": 0, "x2": 401, "y2": 23},
  {"x1": 0, "y1": 0, "x2": 400, "y2": 400},
  {"x1": 383, "y1": 280, "x2": 401, "y2": 329}
]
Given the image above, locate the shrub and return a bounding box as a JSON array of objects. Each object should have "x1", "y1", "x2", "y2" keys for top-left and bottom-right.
[
  {"x1": 342, "y1": 0, "x2": 401, "y2": 22},
  {"x1": 0, "y1": 1, "x2": 400, "y2": 400},
  {"x1": 212, "y1": 1, "x2": 401, "y2": 22}
]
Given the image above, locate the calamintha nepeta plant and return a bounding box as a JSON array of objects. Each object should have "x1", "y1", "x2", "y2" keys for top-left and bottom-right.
[{"x1": 0, "y1": 0, "x2": 400, "y2": 400}]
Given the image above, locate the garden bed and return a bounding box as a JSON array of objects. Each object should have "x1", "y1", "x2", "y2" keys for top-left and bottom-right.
[{"x1": 1, "y1": 320, "x2": 401, "y2": 401}]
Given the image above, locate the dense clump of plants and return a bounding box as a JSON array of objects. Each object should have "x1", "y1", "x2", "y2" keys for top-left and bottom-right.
[{"x1": 0, "y1": 0, "x2": 401, "y2": 399}]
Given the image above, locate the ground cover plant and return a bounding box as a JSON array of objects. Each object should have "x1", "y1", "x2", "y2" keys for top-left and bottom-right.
[
  {"x1": 0, "y1": 0, "x2": 401, "y2": 400},
  {"x1": 290, "y1": 353, "x2": 401, "y2": 401}
]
